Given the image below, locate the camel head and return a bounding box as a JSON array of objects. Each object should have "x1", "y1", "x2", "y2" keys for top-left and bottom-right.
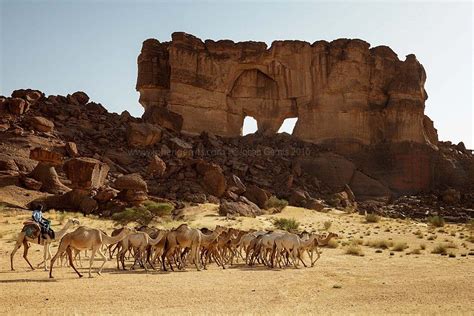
[
  {"x1": 67, "y1": 218, "x2": 80, "y2": 226},
  {"x1": 214, "y1": 225, "x2": 226, "y2": 235}
]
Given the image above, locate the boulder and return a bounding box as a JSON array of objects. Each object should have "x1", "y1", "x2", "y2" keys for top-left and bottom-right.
[
  {"x1": 29, "y1": 163, "x2": 70, "y2": 194},
  {"x1": 65, "y1": 142, "x2": 79, "y2": 157},
  {"x1": 169, "y1": 137, "x2": 193, "y2": 158},
  {"x1": 218, "y1": 200, "x2": 262, "y2": 218},
  {"x1": 142, "y1": 106, "x2": 183, "y2": 132},
  {"x1": 21, "y1": 177, "x2": 42, "y2": 191},
  {"x1": 126, "y1": 122, "x2": 162, "y2": 147},
  {"x1": 11, "y1": 89, "x2": 43, "y2": 104},
  {"x1": 63, "y1": 157, "x2": 109, "y2": 189},
  {"x1": 114, "y1": 173, "x2": 148, "y2": 192},
  {"x1": 441, "y1": 188, "x2": 461, "y2": 204},
  {"x1": 244, "y1": 184, "x2": 268, "y2": 208},
  {"x1": 349, "y1": 171, "x2": 392, "y2": 201},
  {"x1": 94, "y1": 186, "x2": 118, "y2": 203},
  {"x1": 298, "y1": 153, "x2": 355, "y2": 191},
  {"x1": 118, "y1": 189, "x2": 148, "y2": 203},
  {"x1": 7, "y1": 98, "x2": 27, "y2": 115},
  {"x1": 67, "y1": 91, "x2": 89, "y2": 105},
  {"x1": 229, "y1": 174, "x2": 246, "y2": 195},
  {"x1": 29, "y1": 116, "x2": 54, "y2": 132},
  {"x1": 147, "y1": 155, "x2": 166, "y2": 177},
  {"x1": 305, "y1": 198, "x2": 326, "y2": 211},
  {"x1": 196, "y1": 160, "x2": 226, "y2": 197},
  {"x1": 289, "y1": 189, "x2": 309, "y2": 207},
  {"x1": 29, "y1": 148, "x2": 63, "y2": 166}
]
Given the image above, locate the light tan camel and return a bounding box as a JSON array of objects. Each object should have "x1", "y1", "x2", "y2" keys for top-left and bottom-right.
[
  {"x1": 308, "y1": 232, "x2": 339, "y2": 266},
  {"x1": 117, "y1": 230, "x2": 167, "y2": 271},
  {"x1": 49, "y1": 226, "x2": 134, "y2": 278},
  {"x1": 273, "y1": 232, "x2": 319, "y2": 268},
  {"x1": 161, "y1": 224, "x2": 202, "y2": 271},
  {"x1": 10, "y1": 218, "x2": 80, "y2": 271}
]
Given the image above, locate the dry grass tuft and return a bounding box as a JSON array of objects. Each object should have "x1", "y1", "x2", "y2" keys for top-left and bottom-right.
[
  {"x1": 365, "y1": 213, "x2": 380, "y2": 223},
  {"x1": 391, "y1": 242, "x2": 409, "y2": 252},
  {"x1": 365, "y1": 239, "x2": 393, "y2": 249},
  {"x1": 345, "y1": 241, "x2": 364, "y2": 256},
  {"x1": 274, "y1": 218, "x2": 299, "y2": 232},
  {"x1": 427, "y1": 216, "x2": 445, "y2": 227}
]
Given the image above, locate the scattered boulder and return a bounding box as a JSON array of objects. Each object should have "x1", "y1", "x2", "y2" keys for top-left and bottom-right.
[
  {"x1": 349, "y1": 171, "x2": 391, "y2": 201},
  {"x1": 441, "y1": 188, "x2": 461, "y2": 204},
  {"x1": 29, "y1": 116, "x2": 54, "y2": 132},
  {"x1": 63, "y1": 157, "x2": 109, "y2": 189},
  {"x1": 142, "y1": 106, "x2": 183, "y2": 132},
  {"x1": 196, "y1": 160, "x2": 226, "y2": 197},
  {"x1": 11, "y1": 89, "x2": 43, "y2": 104},
  {"x1": 147, "y1": 155, "x2": 166, "y2": 177},
  {"x1": 126, "y1": 122, "x2": 162, "y2": 147},
  {"x1": 114, "y1": 173, "x2": 148, "y2": 192},
  {"x1": 67, "y1": 91, "x2": 89, "y2": 105},
  {"x1": 7, "y1": 98, "x2": 28, "y2": 115},
  {"x1": 21, "y1": 177, "x2": 42, "y2": 191},
  {"x1": 29, "y1": 148, "x2": 63, "y2": 166},
  {"x1": 169, "y1": 137, "x2": 193, "y2": 158},
  {"x1": 94, "y1": 186, "x2": 118, "y2": 203},
  {"x1": 218, "y1": 199, "x2": 262, "y2": 217},
  {"x1": 305, "y1": 198, "x2": 326, "y2": 211},
  {"x1": 65, "y1": 142, "x2": 79, "y2": 157},
  {"x1": 244, "y1": 184, "x2": 269, "y2": 208}
]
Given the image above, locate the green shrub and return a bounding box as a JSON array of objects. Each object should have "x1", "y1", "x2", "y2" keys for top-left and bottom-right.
[
  {"x1": 142, "y1": 201, "x2": 174, "y2": 217},
  {"x1": 274, "y1": 218, "x2": 299, "y2": 231},
  {"x1": 365, "y1": 213, "x2": 380, "y2": 223},
  {"x1": 427, "y1": 216, "x2": 445, "y2": 227},
  {"x1": 264, "y1": 196, "x2": 288, "y2": 211},
  {"x1": 112, "y1": 201, "x2": 174, "y2": 226}
]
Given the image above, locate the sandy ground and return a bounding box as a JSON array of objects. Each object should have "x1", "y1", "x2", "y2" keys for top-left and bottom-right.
[{"x1": 1, "y1": 202, "x2": 473, "y2": 315}]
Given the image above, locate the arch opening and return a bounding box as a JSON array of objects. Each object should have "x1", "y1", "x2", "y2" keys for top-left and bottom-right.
[
  {"x1": 242, "y1": 116, "x2": 258, "y2": 136},
  {"x1": 277, "y1": 117, "x2": 298, "y2": 134}
]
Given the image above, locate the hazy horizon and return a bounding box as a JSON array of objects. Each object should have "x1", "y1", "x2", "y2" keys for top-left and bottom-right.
[{"x1": 1, "y1": 1, "x2": 472, "y2": 147}]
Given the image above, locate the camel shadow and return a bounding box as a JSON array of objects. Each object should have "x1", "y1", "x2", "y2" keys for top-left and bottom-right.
[{"x1": 0, "y1": 278, "x2": 57, "y2": 283}]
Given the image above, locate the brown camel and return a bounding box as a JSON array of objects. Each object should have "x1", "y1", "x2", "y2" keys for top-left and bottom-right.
[
  {"x1": 161, "y1": 224, "x2": 202, "y2": 271},
  {"x1": 10, "y1": 218, "x2": 80, "y2": 271},
  {"x1": 117, "y1": 230, "x2": 167, "y2": 271},
  {"x1": 49, "y1": 226, "x2": 134, "y2": 278}
]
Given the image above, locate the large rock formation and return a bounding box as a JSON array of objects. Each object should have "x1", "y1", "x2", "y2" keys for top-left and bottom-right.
[
  {"x1": 136, "y1": 32, "x2": 436, "y2": 146},
  {"x1": 136, "y1": 32, "x2": 441, "y2": 194}
]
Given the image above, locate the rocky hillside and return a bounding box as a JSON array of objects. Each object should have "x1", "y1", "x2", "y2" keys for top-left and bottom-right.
[{"x1": 0, "y1": 89, "x2": 473, "y2": 221}]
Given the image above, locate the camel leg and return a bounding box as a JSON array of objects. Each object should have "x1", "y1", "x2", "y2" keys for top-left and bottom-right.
[
  {"x1": 312, "y1": 247, "x2": 321, "y2": 266},
  {"x1": 21, "y1": 240, "x2": 35, "y2": 270},
  {"x1": 88, "y1": 249, "x2": 97, "y2": 278},
  {"x1": 43, "y1": 243, "x2": 49, "y2": 271},
  {"x1": 10, "y1": 236, "x2": 24, "y2": 271},
  {"x1": 66, "y1": 246, "x2": 83, "y2": 278},
  {"x1": 50, "y1": 241, "x2": 72, "y2": 278},
  {"x1": 192, "y1": 246, "x2": 201, "y2": 271},
  {"x1": 297, "y1": 249, "x2": 307, "y2": 268},
  {"x1": 97, "y1": 248, "x2": 107, "y2": 275}
]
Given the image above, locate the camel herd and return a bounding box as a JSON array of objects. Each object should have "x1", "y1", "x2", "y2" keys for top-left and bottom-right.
[{"x1": 10, "y1": 219, "x2": 338, "y2": 279}]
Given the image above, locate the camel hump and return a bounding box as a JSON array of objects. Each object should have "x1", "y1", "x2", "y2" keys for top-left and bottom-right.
[{"x1": 23, "y1": 221, "x2": 40, "y2": 229}]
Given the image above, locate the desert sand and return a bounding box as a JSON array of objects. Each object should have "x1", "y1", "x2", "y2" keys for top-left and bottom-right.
[{"x1": 1, "y1": 203, "x2": 473, "y2": 315}]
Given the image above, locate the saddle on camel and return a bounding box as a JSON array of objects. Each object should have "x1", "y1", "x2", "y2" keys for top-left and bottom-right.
[{"x1": 23, "y1": 205, "x2": 55, "y2": 244}]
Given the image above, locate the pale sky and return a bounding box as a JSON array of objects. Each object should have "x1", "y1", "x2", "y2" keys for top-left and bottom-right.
[{"x1": 1, "y1": 1, "x2": 472, "y2": 147}]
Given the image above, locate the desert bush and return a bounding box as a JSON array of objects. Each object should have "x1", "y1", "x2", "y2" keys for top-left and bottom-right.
[
  {"x1": 323, "y1": 221, "x2": 332, "y2": 231},
  {"x1": 420, "y1": 243, "x2": 426, "y2": 250},
  {"x1": 345, "y1": 241, "x2": 364, "y2": 256},
  {"x1": 431, "y1": 244, "x2": 448, "y2": 254},
  {"x1": 366, "y1": 239, "x2": 393, "y2": 249},
  {"x1": 326, "y1": 238, "x2": 339, "y2": 248},
  {"x1": 391, "y1": 242, "x2": 409, "y2": 252},
  {"x1": 274, "y1": 218, "x2": 299, "y2": 232},
  {"x1": 365, "y1": 213, "x2": 380, "y2": 223},
  {"x1": 410, "y1": 248, "x2": 421, "y2": 255},
  {"x1": 427, "y1": 216, "x2": 445, "y2": 227},
  {"x1": 112, "y1": 201, "x2": 174, "y2": 226},
  {"x1": 264, "y1": 196, "x2": 288, "y2": 211}
]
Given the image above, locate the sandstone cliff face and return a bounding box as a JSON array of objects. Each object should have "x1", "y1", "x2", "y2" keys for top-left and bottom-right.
[{"x1": 136, "y1": 32, "x2": 437, "y2": 149}]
